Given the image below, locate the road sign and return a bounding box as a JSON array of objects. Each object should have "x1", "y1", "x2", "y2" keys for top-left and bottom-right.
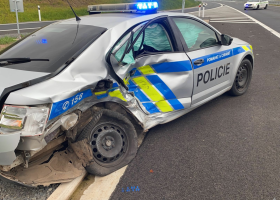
[
  {"x1": 9, "y1": 0, "x2": 24, "y2": 38},
  {"x1": 9, "y1": 0, "x2": 24, "y2": 12}
]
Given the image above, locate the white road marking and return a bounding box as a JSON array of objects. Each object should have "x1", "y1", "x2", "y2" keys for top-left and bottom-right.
[
  {"x1": 0, "y1": 27, "x2": 41, "y2": 32},
  {"x1": 210, "y1": 17, "x2": 251, "y2": 20},
  {"x1": 0, "y1": 21, "x2": 56, "y2": 26},
  {"x1": 226, "y1": 5, "x2": 280, "y2": 38},
  {"x1": 211, "y1": 21, "x2": 256, "y2": 23}
]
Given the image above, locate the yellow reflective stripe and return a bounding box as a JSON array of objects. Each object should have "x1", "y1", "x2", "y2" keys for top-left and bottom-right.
[
  {"x1": 242, "y1": 46, "x2": 250, "y2": 51},
  {"x1": 123, "y1": 77, "x2": 129, "y2": 85},
  {"x1": 109, "y1": 90, "x2": 127, "y2": 102},
  {"x1": 249, "y1": 45, "x2": 253, "y2": 51},
  {"x1": 133, "y1": 77, "x2": 173, "y2": 112},
  {"x1": 138, "y1": 65, "x2": 155, "y2": 75},
  {"x1": 133, "y1": 77, "x2": 164, "y2": 102},
  {"x1": 95, "y1": 91, "x2": 107, "y2": 95},
  {"x1": 155, "y1": 101, "x2": 173, "y2": 112}
]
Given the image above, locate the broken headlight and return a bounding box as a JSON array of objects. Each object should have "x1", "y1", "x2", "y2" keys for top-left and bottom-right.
[{"x1": 0, "y1": 105, "x2": 49, "y2": 136}]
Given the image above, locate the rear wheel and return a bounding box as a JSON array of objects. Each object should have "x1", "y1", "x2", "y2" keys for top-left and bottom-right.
[
  {"x1": 244, "y1": 8, "x2": 246, "y2": 10},
  {"x1": 264, "y1": 4, "x2": 268, "y2": 9},
  {"x1": 77, "y1": 109, "x2": 138, "y2": 176},
  {"x1": 256, "y1": 5, "x2": 259, "y2": 9},
  {"x1": 228, "y1": 59, "x2": 252, "y2": 96}
]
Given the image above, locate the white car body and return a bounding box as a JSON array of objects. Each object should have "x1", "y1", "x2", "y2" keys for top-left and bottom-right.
[{"x1": 244, "y1": 0, "x2": 269, "y2": 9}]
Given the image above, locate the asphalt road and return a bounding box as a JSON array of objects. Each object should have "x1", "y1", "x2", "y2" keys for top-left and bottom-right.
[
  {"x1": 221, "y1": 1, "x2": 280, "y2": 33},
  {"x1": 111, "y1": 6, "x2": 280, "y2": 200},
  {"x1": 0, "y1": 21, "x2": 55, "y2": 36},
  {"x1": 0, "y1": 2, "x2": 220, "y2": 36}
]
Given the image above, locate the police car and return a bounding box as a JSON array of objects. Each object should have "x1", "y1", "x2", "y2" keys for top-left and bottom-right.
[
  {"x1": 0, "y1": 2, "x2": 253, "y2": 186},
  {"x1": 244, "y1": 0, "x2": 268, "y2": 10}
]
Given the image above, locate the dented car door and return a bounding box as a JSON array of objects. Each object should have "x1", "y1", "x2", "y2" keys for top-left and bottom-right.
[{"x1": 110, "y1": 17, "x2": 194, "y2": 114}]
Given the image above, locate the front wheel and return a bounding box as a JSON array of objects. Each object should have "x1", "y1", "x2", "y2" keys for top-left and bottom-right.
[
  {"x1": 228, "y1": 59, "x2": 252, "y2": 96},
  {"x1": 244, "y1": 8, "x2": 246, "y2": 10},
  {"x1": 256, "y1": 5, "x2": 259, "y2": 9},
  {"x1": 264, "y1": 4, "x2": 268, "y2": 9},
  {"x1": 77, "y1": 109, "x2": 138, "y2": 176}
]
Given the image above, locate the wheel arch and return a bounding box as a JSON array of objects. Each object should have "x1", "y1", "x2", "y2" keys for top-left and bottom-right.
[
  {"x1": 94, "y1": 101, "x2": 144, "y2": 136},
  {"x1": 244, "y1": 54, "x2": 254, "y2": 69}
]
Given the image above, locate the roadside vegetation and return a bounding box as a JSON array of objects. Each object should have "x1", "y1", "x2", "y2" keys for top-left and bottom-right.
[
  {"x1": 0, "y1": 36, "x2": 17, "y2": 45},
  {"x1": 0, "y1": 0, "x2": 200, "y2": 24}
]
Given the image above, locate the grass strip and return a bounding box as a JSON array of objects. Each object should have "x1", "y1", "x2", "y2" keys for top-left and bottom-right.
[{"x1": 0, "y1": 0, "x2": 200, "y2": 24}]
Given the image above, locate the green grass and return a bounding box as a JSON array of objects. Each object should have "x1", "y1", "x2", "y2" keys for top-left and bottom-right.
[
  {"x1": 0, "y1": 36, "x2": 17, "y2": 45},
  {"x1": 0, "y1": 0, "x2": 200, "y2": 24}
]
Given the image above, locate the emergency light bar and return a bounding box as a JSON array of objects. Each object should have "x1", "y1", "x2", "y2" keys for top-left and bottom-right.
[{"x1": 87, "y1": 2, "x2": 159, "y2": 14}]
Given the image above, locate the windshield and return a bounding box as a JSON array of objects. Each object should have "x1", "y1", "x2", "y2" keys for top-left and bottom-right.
[{"x1": 0, "y1": 23, "x2": 106, "y2": 73}]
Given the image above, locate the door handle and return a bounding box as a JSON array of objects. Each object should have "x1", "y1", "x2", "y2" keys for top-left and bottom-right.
[
  {"x1": 193, "y1": 59, "x2": 204, "y2": 66},
  {"x1": 130, "y1": 69, "x2": 136, "y2": 77}
]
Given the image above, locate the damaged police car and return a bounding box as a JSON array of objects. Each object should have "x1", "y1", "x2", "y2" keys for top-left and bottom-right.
[{"x1": 0, "y1": 2, "x2": 253, "y2": 186}]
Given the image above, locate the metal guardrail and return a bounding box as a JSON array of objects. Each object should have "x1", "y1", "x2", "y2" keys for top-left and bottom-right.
[{"x1": 269, "y1": 1, "x2": 280, "y2": 5}]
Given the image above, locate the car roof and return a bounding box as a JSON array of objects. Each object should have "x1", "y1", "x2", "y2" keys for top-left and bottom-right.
[{"x1": 59, "y1": 12, "x2": 196, "y2": 29}]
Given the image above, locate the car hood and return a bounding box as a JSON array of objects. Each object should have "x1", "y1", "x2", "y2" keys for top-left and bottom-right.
[
  {"x1": 0, "y1": 68, "x2": 50, "y2": 108},
  {"x1": 232, "y1": 37, "x2": 250, "y2": 46}
]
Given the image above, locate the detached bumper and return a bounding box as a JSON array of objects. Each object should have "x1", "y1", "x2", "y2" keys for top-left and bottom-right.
[{"x1": 0, "y1": 132, "x2": 20, "y2": 166}]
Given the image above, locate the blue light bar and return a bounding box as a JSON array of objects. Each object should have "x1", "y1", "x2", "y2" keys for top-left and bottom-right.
[{"x1": 137, "y1": 2, "x2": 158, "y2": 10}]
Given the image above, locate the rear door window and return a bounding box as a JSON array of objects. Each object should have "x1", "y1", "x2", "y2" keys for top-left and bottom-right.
[
  {"x1": 172, "y1": 17, "x2": 219, "y2": 51},
  {"x1": 113, "y1": 22, "x2": 173, "y2": 65}
]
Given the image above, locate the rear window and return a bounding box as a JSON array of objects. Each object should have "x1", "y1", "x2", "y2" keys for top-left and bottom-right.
[{"x1": 0, "y1": 23, "x2": 107, "y2": 73}]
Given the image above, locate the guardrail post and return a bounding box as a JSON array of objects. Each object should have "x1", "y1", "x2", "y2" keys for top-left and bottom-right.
[
  {"x1": 202, "y1": 3, "x2": 205, "y2": 18},
  {"x1": 199, "y1": 4, "x2": 201, "y2": 17},
  {"x1": 38, "y1": 5, "x2": 41, "y2": 21}
]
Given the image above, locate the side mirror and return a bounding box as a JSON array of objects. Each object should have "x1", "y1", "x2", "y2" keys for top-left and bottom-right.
[{"x1": 221, "y1": 34, "x2": 233, "y2": 46}]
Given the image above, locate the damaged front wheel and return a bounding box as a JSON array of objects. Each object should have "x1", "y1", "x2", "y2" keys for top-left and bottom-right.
[{"x1": 77, "y1": 109, "x2": 138, "y2": 176}]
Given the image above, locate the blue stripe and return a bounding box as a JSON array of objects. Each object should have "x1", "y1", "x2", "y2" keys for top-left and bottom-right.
[
  {"x1": 97, "y1": 93, "x2": 108, "y2": 99},
  {"x1": 146, "y1": 75, "x2": 177, "y2": 99},
  {"x1": 49, "y1": 89, "x2": 93, "y2": 120},
  {"x1": 131, "y1": 68, "x2": 142, "y2": 77},
  {"x1": 168, "y1": 99, "x2": 184, "y2": 110},
  {"x1": 142, "y1": 103, "x2": 160, "y2": 114},
  {"x1": 193, "y1": 49, "x2": 233, "y2": 69},
  {"x1": 233, "y1": 47, "x2": 245, "y2": 56},
  {"x1": 128, "y1": 80, "x2": 150, "y2": 102},
  {"x1": 152, "y1": 60, "x2": 192, "y2": 73},
  {"x1": 112, "y1": 83, "x2": 119, "y2": 88},
  {"x1": 128, "y1": 80, "x2": 137, "y2": 92}
]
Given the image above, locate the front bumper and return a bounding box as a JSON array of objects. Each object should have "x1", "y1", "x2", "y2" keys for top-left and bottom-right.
[
  {"x1": 0, "y1": 132, "x2": 20, "y2": 165},
  {"x1": 244, "y1": 4, "x2": 257, "y2": 8}
]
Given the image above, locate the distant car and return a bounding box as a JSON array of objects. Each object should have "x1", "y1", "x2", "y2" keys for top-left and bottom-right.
[
  {"x1": 0, "y1": 2, "x2": 254, "y2": 187},
  {"x1": 244, "y1": 0, "x2": 268, "y2": 10}
]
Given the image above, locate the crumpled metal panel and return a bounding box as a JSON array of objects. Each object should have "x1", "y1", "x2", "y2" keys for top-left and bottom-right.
[{"x1": 0, "y1": 132, "x2": 20, "y2": 165}]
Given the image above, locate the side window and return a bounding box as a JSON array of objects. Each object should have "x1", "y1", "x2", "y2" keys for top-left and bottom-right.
[
  {"x1": 113, "y1": 32, "x2": 135, "y2": 65},
  {"x1": 133, "y1": 23, "x2": 173, "y2": 57},
  {"x1": 112, "y1": 22, "x2": 173, "y2": 65},
  {"x1": 172, "y1": 17, "x2": 219, "y2": 51}
]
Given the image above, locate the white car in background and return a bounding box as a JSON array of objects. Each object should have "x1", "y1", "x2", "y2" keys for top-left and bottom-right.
[{"x1": 244, "y1": 0, "x2": 268, "y2": 10}]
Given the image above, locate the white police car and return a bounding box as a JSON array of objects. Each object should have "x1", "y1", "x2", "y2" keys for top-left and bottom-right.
[
  {"x1": 0, "y1": 2, "x2": 254, "y2": 186},
  {"x1": 244, "y1": 0, "x2": 268, "y2": 10}
]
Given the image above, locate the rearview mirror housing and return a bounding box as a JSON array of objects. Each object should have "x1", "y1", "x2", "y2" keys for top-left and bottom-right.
[{"x1": 221, "y1": 34, "x2": 233, "y2": 46}]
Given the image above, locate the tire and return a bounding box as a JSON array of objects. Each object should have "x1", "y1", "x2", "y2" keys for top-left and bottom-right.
[
  {"x1": 244, "y1": 8, "x2": 246, "y2": 10},
  {"x1": 256, "y1": 5, "x2": 259, "y2": 9},
  {"x1": 228, "y1": 59, "x2": 252, "y2": 96},
  {"x1": 264, "y1": 4, "x2": 267, "y2": 9},
  {"x1": 77, "y1": 109, "x2": 138, "y2": 176}
]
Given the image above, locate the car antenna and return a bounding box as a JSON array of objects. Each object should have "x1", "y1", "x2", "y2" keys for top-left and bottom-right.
[{"x1": 66, "y1": 0, "x2": 81, "y2": 21}]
